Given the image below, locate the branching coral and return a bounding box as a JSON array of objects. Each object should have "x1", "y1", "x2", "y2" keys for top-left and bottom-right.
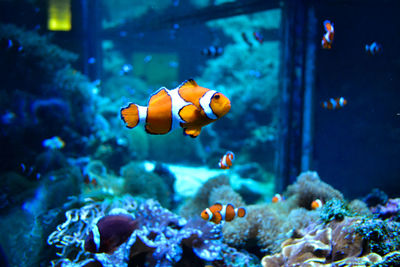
[
  {"x1": 286, "y1": 171, "x2": 344, "y2": 210},
  {"x1": 48, "y1": 197, "x2": 228, "y2": 266},
  {"x1": 47, "y1": 195, "x2": 138, "y2": 266}
]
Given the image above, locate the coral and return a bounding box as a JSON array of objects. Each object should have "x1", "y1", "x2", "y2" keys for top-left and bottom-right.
[
  {"x1": 261, "y1": 218, "x2": 372, "y2": 267},
  {"x1": 286, "y1": 171, "x2": 344, "y2": 210},
  {"x1": 0, "y1": 24, "x2": 96, "y2": 174},
  {"x1": 209, "y1": 185, "x2": 245, "y2": 207},
  {"x1": 48, "y1": 197, "x2": 226, "y2": 267},
  {"x1": 354, "y1": 217, "x2": 400, "y2": 255},
  {"x1": 363, "y1": 188, "x2": 388, "y2": 208},
  {"x1": 179, "y1": 175, "x2": 230, "y2": 219},
  {"x1": 320, "y1": 198, "x2": 351, "y2": 224},
  {"x1": 348, "y1": 199, "x2": 372, "y2": 216},
  {"x1": 372, "y1": 251, "x2": 400, "y2": 267},
  {"x1": 371, "y1": 198, "x2": 400, "y2": 219},
  {"x1": 120, "y1": 162, "x2": 172, "y2": 209}
]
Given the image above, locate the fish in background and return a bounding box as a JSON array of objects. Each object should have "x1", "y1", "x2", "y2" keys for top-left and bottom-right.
[
  {"x1": 201, "y1": 203, "x2": 246, "y2": 224},
  {"x1": 42, "y1": 136, "x2": 65, "y2": 150},
  {"x1": 119, "y1": 64, "x2": 133, "y2": 76},
  {"x1": 85, "y1": 214, "x2": 138, "y2": 254},
  {"x1": 321, "y1": 97, "x2": 347, "y2": 110},
  {"x1": 0, "y1": 37, "x2": 23, "y2": 53},
  {"x1": 253, "y1": 31, "x2": 264, "y2": 44},
  {"x1": 365, "y1": 42, "x2": 382, "y2": 55},
  {"x1": 201, "y1": 46, "x2": 224, "y2": 57},
  {"x1": 120, "y1": 79, "x2": 231, "y2": 138},
  {"x1": 311, "y1": 199, "x2": 323, "y2": 210},
  {"x1": 241, "y1": 32, "x2": 253, "y2": 47},
  {"x1": 272, "y1": 193, "x2": 284, "y2": 203},
  {"x1": 321, "y1": 20, "x2": 334, "y2": 49},
  {"x1": 218, "y1": 151, "x2": 235, "y2": 169}
]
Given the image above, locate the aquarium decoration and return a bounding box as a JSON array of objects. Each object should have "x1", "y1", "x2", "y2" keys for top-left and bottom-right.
[{"x1": 47, "y1": 0, "x2": 72, "y2": 31}]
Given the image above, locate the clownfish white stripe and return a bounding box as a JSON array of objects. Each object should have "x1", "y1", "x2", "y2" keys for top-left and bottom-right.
[
  {"x1": 137, "y1": 105, "x2": 148, "y2": 126},
  {"x1": 92, "y1": 225, "x2": 101, "y2": 252},
  {"x1": 339, "y1": 97, "x2": 345, "y2": 106},
  {"x1": 168, "y1": 88, "x2": 190, "y2": 130},
  {"x1": 220, "y1": 205, "x2": 227, "y2": 220},
  {"x1": 200, "y1": 90, "x2": 218, "y2": 120},
  {"x1": 222, "y1": 155, "x2": 227, "y2": 167},
  {"x1": 205, "y1": 208, "x2": 213, "y2": 221}
]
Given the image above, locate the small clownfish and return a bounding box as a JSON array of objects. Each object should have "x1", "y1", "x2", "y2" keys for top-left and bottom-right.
[
  {"x1": 253, "y1": 31, "x2": 264, "y2": 44},
  {"x1": 321, "y1": 20, "x2": 334, "y2": 49},
  {"x1": 321, "y1": 97, "x2": 347, "y2": 110},
  {"x1": 311, "y1": 199, "x2": 323, "y2": 210},
  {"x1": 365, "y1": 42, "x2": 382, "y2": 55},
  {"x1": 85, "y1": 214, "x2": 138, "y2": 254},
  {"x1": 272, "y1": 193, "x2": 284, "y2": 203},
  {"x1": 120, "y1": 79, "x2": 231, "y2": 138},
  {"x1": 201, "y1": 203, "x2": 246, "y2": 224},
  {"x1": 218, "y1": 151, "x2": 235, "y2": 169}
]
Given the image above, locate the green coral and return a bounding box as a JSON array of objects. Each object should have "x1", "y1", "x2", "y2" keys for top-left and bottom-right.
[
  {"x1": 320, "y1": 198, "x2": 351, "y2": 224},
  {"x1": 354, "y1": 217, "x2": 400, "y2": 256}
]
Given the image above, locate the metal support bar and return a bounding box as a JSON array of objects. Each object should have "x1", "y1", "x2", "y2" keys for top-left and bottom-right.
[
  {"x1": 276, "y1": 0, "x2": 317, "y2": 191},
  {"x1": 102, "y1": 0, "x2": 280, "y2": 38}
]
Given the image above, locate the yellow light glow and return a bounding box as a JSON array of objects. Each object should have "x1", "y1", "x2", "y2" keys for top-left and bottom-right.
[{"x1": 47, "y1": 0, "x2": 71, "y2": 31}]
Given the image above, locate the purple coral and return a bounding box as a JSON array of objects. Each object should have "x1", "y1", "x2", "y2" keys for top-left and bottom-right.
[
  {"x1": 371, "y1": 198, "x2": 400, "y2": 219},
  {"x1": 127, "y1": 199, "x2": 223, "y2": 266}
]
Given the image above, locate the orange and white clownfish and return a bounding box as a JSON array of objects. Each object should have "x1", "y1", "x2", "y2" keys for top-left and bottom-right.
[
  {"x1": 218, "y1": 151, "x2": 235, "y2": 169},
  {"x1": 321, "y1": 20, "x2": 334, "y2": 49},
  {"x1": 311, "y1": 199, "x2": 323, "y2": 210},
  {"x1": 201, "y1": 203, "x2": 246, "y2": 224},
  {"x1": 120, "y1": 79, "x2": 231, "y2": 138},
  {"x1": 321, "y1": 97, "x2": 347, "y2": 110},
  {"x1": 365, "y1": 42, "x2": 382, "y2": 55},
  {"x1": 84, "y1": 214, "x2": 138, "y2": 254},
  {"x1": 272, "y1": 193, "x2": 284, "y2": 203}
]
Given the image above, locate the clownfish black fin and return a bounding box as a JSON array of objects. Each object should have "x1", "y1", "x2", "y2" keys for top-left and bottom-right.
[
  {"x1": 183, "y1": 127, "x2": 201, "y2": 138},
  {"x1": 179, "y1": 104, "x2": 199, "y2": 123},
  {"x1": 120, "y1": 103, "x2": 139, "y2": 129},
  {"x1": 179, "y1": 79, "x2": 198, "y2": 89}
]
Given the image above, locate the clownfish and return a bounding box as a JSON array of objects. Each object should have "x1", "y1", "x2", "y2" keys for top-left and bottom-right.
[
  {"x1": 311, "y1": 199, "x2": 323, "y2": 210},
  {"x1": 120, "y1": 79, "x2": 231, "y2": 138},
  {"x1": 321, "y1": 20, "x2": 334, "y2": 49},
  {"x1": 365, "y1": 42, "x2": 382, "y2": 55},
  {"x1": 85, "y1": 214, "x2": 138, "y2": 254},
  {"x1": 272, "y1": 193, "x2": 284, "y2": 203},
  {"x1": 201, "y1": 203, "x2": 246, "y2": 224},
  {"x1": 321, "y1": 97, "x2": 347, "y2": 110},
  {"x1": 218, "y1": 151, "x2": 235, "y2": 169}
]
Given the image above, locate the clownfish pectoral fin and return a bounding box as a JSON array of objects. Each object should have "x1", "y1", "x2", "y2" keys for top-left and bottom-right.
[
  {"x1": 183, "y1": 127, "x2": 202, "y2": 138},
  {"x1": 179, "y1": 79, "x2": 198, "y2": 89},
  {"x1": 179, "y1": 104, "x2": 199, "y2": 123},
  {"x1": 121, "y1": 103, "x2": 140, "y2": 129}
]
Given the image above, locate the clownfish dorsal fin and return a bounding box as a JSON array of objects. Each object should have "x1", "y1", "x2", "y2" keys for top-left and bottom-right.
[
  {"x1": 179, "y1": 104, "x2": 199, "y2": 123},
  {"x1": 179, "y1": 79, "x2": 198, "y2": 89},
  {"x1": 183, "y1": 127, "x2": 201, "y2": 138},
  {"x1": 148, "y1": 87, "x2": 168, "y2": 106}
]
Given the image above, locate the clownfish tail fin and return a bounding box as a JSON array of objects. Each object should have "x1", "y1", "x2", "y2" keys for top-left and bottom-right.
[
  {"x1": 120, "y1": 103, "x2": 147, "y2": 129},
  {"x1": 235, "y1": 207, "x2": 246, "y2": 218}
]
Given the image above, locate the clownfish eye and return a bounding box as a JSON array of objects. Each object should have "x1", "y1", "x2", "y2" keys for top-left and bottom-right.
[{"x1": 213, "y1": 94, "x2": 220, "y2": 100}]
